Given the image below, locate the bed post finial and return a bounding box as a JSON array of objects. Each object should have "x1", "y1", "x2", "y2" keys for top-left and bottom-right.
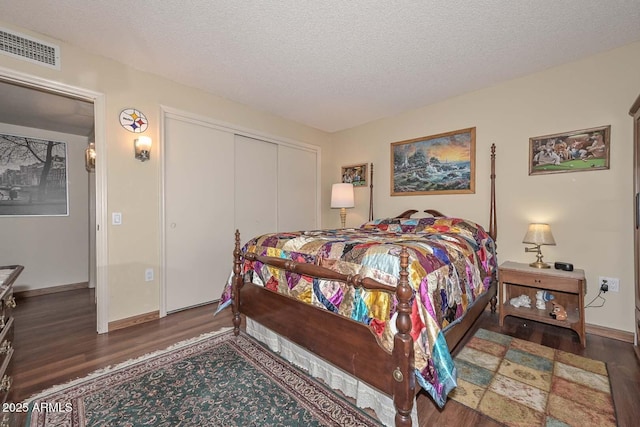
[
  {"x1": 232, "y1": 230, "x2": 242, "y2": 336},
  {"x1": 393, "y1": 247, "x2": 415, "y2": 427}
]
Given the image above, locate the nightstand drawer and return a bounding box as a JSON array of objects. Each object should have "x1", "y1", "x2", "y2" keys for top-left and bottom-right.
[{"x1": 500, "y1": 270, "x2": 582, "y2": 293}]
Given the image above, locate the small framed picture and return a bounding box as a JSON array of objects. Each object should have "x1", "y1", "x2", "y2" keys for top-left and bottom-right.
[
  {"x1": 0, "y1": 133, "x2": 69, "y2": 216},
  {"x1": 529, "y1": 125, "x2": 611, "y2": 175},
  {"x1": 341, "y1": 163, "x2": 368, "y2": 187}
]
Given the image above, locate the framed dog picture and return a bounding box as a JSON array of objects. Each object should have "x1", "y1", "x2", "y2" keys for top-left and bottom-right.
[
  {"x1": 529, "y1": 125, "x2": 611, "y2": 175},
  {"x1": 341, "y1": 163, "x2": 367, "y2": 187}
]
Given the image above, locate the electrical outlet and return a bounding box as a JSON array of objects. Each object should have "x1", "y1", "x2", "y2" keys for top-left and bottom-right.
[
  {"x1": 599, "y1": 276, "x2": 619, "y2": 293},
  {"x1": 145, "y1": 268, "x2": 154, "y2": 282},
  {"x1": 607, "y1": 277, "x2": 619, "y2": 292}
]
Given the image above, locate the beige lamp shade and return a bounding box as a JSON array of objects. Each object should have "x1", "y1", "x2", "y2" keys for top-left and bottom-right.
[
  {"x1": 522, "y1": 223, "x2": 556, "y2": 246},
  {"x1": 331, "y1": 183, "x2": 354, "y2": 228},
  {"x1": 330, "y1": 183, "x2": 355, "y2": 208},
  {"x1": 523, "y1": 223, "x2": 555, "y2": 268}
]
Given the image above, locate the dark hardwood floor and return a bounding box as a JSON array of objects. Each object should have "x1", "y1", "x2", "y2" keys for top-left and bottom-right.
[{"x1": 11, "y1": 289, "x2": 640, "y2": 426}]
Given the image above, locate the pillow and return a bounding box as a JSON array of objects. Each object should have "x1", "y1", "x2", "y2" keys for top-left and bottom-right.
[{"x1": 360, "y1": 217, "x2": 437, "y2": 233}]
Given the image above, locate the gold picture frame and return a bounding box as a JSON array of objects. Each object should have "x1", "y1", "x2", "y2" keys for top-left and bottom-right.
[
  {"x1": 391, "y1": 127, "x2": 476, "y2": 196},
  {"x1": 529, "y1": 125, "x2": 611, "y2": 175},
  {"x1": 341, "y1": 163, "x2": 368, "y2": 187}
]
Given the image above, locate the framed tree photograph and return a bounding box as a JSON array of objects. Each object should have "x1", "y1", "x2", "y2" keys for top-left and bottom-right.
[
  {"x1": 0, "y1": 133, "x2": 69, "y2": 216},
  {"x1": 391, "y1": 127, "x2": 475, "y2": 196},
  {"x1": 341, "y1": 163, "x2": 368, "y2": 187},
  {"x1": 529, "y1": 125, "x2": 611, "y2": 175}
]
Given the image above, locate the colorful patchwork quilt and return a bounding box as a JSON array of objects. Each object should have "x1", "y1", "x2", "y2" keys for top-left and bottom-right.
[{"x1": 217, "y1": 216, "x2": 496, "y2": 407}]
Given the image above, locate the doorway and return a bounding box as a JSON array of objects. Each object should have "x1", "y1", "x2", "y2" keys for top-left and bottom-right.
[{"x1": 0, "y1": 67, "x2": 108, "y2": 333}]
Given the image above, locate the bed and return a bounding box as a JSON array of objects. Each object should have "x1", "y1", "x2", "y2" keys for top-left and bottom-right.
[{"x1": 220, "y1": 144, "x2": 498, "y2": 427}]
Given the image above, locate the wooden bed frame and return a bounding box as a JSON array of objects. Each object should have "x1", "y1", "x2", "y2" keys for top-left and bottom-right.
[{"x1": 231, "y1": 144, "x2": 497, "y2": 427}]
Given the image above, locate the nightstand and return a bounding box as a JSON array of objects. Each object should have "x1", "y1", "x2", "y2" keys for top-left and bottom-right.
[{"x1": 498, "y1": 261, "x2": 586, "y2": 347}]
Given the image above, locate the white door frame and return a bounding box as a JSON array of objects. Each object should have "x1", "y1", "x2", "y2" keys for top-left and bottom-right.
[
  {"x1": 159, "y1": 105, "x2": 321, "y2": 317},
  {"x1": 0, "y1": 66, "x2": 109, "y2": 333}
]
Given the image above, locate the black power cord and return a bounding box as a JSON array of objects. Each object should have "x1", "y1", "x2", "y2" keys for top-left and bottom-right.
[{"x1": 585, "y1": 282, "x2": 608, "y2": 308}]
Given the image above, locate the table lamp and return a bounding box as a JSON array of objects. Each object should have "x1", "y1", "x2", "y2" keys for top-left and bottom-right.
[
  {"x1": 331, "y1": 183, "x2": 354, "y2": 228},
  {"x1": 523, "y1": 223, "x2": 556, "y2": 268}
]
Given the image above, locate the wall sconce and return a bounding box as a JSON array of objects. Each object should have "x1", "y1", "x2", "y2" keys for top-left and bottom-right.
[
  {"x1": 331, "y1": 183, "x2": 355, "y2": 228},
  {"x1": 523, "y1": 223, "x2": 556, "y2": 268},
  {"x1": 85, "y1": 142, "x2": 96, "y2": 172},
  {"x1": 134, "y1": 136, "x2": 152, "y2": 162}
]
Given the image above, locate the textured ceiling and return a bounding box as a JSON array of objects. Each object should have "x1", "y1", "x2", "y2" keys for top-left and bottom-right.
[{"x1": 1, "y1": 0, "x2": 640, "y2": 132}]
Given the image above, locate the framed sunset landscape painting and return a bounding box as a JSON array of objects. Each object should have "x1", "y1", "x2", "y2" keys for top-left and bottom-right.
[{"x1": 391, "y1": 127, "x2": 476, "y2": 196}]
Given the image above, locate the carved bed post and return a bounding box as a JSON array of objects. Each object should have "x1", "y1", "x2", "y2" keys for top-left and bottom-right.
[
  {"x1": 489, "y1": 143, "x2": 498, "y2": 312},
  {"x1": 232, "y1": 230, "x2": 243, "y2": 336},
  {"x1": 489, "y1": 143, "x2": 497, "y2": 242},
  {"x1": 369, "y1": 163, "x2": 374, "y2": 221},
  {"x1": 393, "y1": 247, "x2": 415, "y2": 427}
]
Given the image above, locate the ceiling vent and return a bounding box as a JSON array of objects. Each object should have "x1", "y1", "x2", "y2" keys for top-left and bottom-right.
[{"x1": 0, "y1": 27, "x2": 60, "y2": 70}]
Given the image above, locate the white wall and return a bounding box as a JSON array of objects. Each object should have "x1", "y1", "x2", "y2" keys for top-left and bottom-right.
[
  {"x1": 326, "y1": 42, "x2": 640, "y2": 334},
  {"x1": 0, "y1": 123, "x2": 89, "y2": 291}
]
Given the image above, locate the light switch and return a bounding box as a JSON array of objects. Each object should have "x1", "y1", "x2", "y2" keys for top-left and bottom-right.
[{"x1": 112, "y1": 212, "x2": 122, "y2": 225}]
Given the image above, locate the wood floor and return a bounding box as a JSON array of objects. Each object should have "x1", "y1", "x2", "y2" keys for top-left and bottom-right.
[{"x1": 11, "y1": 289, "x2": 640, "y2": 426}]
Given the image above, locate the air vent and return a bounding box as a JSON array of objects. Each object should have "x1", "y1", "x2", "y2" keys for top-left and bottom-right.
[{"x1": 0, "y1": 27, "x2": 60, "y2": 70}]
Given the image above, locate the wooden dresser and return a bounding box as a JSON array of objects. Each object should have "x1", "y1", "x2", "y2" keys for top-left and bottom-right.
[{"x1": 0, "y1": 265, "x2": 21, "y2": 405}]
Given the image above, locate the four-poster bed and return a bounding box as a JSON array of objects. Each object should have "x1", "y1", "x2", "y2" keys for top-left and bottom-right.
[{"x1": 223, "y1": 144, "x2": 498, "y2": 426}]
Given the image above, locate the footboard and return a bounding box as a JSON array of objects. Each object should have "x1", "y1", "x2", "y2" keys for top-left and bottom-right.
[{"x1": 232, "y1": 230, "x2": 416, "y2": 427}]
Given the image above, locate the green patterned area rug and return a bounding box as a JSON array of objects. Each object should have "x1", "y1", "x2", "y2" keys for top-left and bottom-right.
[
  {"x1": 24, "y1": 329, "x2": 381, "y2": 427},
  {"x1": 449, "y1": 328, "x2": 617, "y2": 427}
]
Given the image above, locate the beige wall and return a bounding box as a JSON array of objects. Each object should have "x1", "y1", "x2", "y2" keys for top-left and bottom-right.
[
  {"x1": 327, "y1": 42, "x2": 640, "y2": 333},
  {"x1": 0, "y1": 123, "x2": 89, "y2": 290},
  {"x1": 0, "y1": 21, "x2": 331, "y2": 323},
  {"x1": 2, "y1": 20, "x2": 638, "y2": 334}
]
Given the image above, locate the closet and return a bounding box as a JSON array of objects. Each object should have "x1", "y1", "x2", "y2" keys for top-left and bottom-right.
[
  {"x1": 163, "y1": 113, "x2": 318, "y2": 313},
  {"x1": 631, "y1": 93, "x2": 640, "y2": 361}
]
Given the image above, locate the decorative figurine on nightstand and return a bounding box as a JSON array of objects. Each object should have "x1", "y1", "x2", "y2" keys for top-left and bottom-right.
[
  {"x1": 535, "y1": 290, "x2": 555, "y2": 309},
  {"x1": 510, "y1": 294, "x2": 532, "y2": 308},
  {"x1": 550, "y1": 302, "x2": 567, "y2": 320}
]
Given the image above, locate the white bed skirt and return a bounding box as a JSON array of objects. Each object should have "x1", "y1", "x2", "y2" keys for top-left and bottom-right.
[{"x1": 245, "y1": 318, "x2": 418, "y2": 427}]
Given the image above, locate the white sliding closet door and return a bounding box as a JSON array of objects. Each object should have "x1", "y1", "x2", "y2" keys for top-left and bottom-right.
[
  {"x1": 165, "y1": 117, "x2": 235, "y2": 312},
  {"x1": 234, "y1": 135, "x2": 278, "y2": 244},
  {"x1": 278, "y1": 145, "x2": 318, "y2": 231}
]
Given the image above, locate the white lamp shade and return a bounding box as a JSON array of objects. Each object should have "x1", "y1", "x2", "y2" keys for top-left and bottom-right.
[
  {"x1": 331, "y1": 183, "x2": 355, "y2": 208},
  {"x1": 134, "y1": 136, "x2": 152, "y2": 151},
  {"x1": 522, "y1": 223, "x2": 556, "y2": 245}
]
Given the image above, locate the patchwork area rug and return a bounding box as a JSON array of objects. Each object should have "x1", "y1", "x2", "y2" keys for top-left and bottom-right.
[
  {"x1": 449, "y1": 328, "x2": 617, "y2": 427},
  {"x1": 25, "y1": 329, "x2": 381, "y2": 427}
]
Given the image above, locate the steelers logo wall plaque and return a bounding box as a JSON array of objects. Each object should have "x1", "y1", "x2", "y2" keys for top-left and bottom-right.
[{"x1": 119, "y1": 108, "x2": 148, "y2": 133}]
